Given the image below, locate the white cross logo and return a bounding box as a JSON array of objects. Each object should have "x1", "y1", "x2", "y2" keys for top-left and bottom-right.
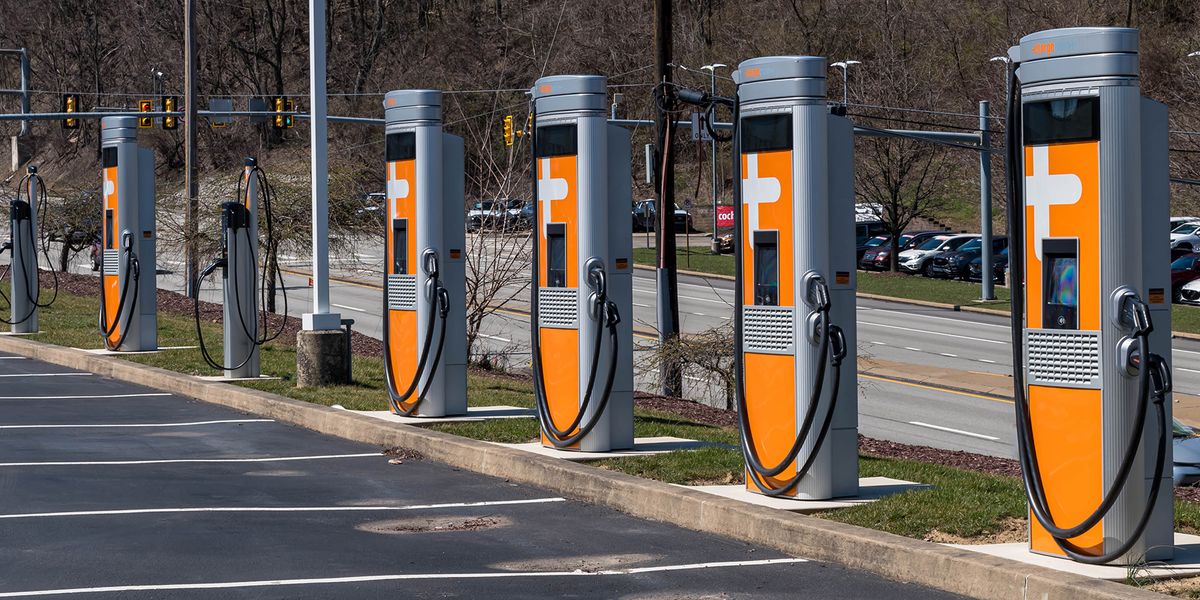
[
  {"x1": 1025, "y1": 146, "x2": 1082, "y2": 261},
  {"x1": 537, "y1": 158, "x2": 569, "y2": 231},
  {"x1": 388, "y1": 162, "x2": 410, "y2": 218},
  {"x1": 741, "y1": 154, "x2": 781, "y2": 232}
]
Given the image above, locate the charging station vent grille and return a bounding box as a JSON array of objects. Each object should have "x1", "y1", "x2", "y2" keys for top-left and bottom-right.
[
  {"x1": 538, "y1": 288, "x2": 578, "y2": 328},
  {"x1": 388, "y1": 274, "x2": 417, "y2": 311},
  {"x1": 1026, "y1": 329, "x2": 1101, "y2": 388},
  {"x1": 743, "y1": 306, "x2": 794, "y2": 353},
  {"x1": 103, "y1": 249, "x2": 120, "y2": 274}
]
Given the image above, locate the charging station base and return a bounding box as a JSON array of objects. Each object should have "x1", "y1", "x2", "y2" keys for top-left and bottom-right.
[
  {"x1": 685, "y1": 478, "x2": 930, "y2": 513},
  {"x1": 497, "y1": 436, "x2": 716, "y2": 461},
  {"x1": 948, "y1": 533, "x2": 1200, "y2": 580},
  {"x1": 352, "y1": 406, "x2": 533, "y2": 424}
]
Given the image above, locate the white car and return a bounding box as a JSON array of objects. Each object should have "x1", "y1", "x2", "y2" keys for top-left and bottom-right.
[
  {"x1": 1172, "y1": 216, "x2": 1200, "y2": 231},
  {"x1": 897, "y1": 233, "x2": 979, "y2": 276},
  {"x1": 1180, "y1": 278, "x2": 1200, "y2": 306},
  {"x1": 1172, "y1": 222, "x2": 1200, "y2": 254}
]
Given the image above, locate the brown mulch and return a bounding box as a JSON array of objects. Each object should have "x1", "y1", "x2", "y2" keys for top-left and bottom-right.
[
  {"x1": 633, "y1": 391, "x2": 739, "y2": 429},
  {"x1": 858, "y1": 435, "x2": 1022, "y2": 478}
]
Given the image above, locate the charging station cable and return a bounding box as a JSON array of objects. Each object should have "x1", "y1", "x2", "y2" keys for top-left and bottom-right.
[
  {"x1": 97, "y1": 230, "x2": 140, "y2": 351},
  {"x1": 384, "y1": 248, "x2": 451, "y2": 416}
]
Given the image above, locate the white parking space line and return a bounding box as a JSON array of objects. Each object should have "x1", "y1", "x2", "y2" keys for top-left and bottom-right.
[
  {"x1": 0, "y1": 558, "x2": 807, "y2": 597},
  {"x1": 940, "y1": 353, "x2": 957, "y2": 358},
  {"x1": 0, "y1": 393, "x2": 172, "y2": 400},
  {"x1": 0, "y1": 356, "x2": 27, "y2": 359},
  {"x1": 908, "y1": 421, "x2": 998, "y2": 441},
  {"x1": 1178, "y1": 367, "x2": 1200, "y2": 375},
  {"x1": 1175, "y1": 348, "x2": 1200, "y2": 356},
  {"x1": 860, "y1": 321, "x2": 1006, "y2": 345},
  {"x1": 0, "y1": 453, "x2": 381, "y2": 468},
  {"x1": 478, "y1": 333, "x2": 513, "y2": 343},
  {"x1": 633, "y1": 302, "x2": 652, "y2": 308},
  {"x1": 0, "y1": 419, "x2": 274, "y2": 430},
  {"x1": 0, "y1": 372, "x2": 92, "y2": 378},
  {"x1": 904, "y1": 347, "x2": 922, "y2": 352},
  {"x1": 979, "y1": 359, "x2": 997, "y2": 364},
  {"x1": 332, "y1": 303, "x2": 369, "y2": 313},
  {"x1": 0, "y1": 497, "x2": 566, "y2": 520},
  {"x1": 859, "y1": 306, "x2": 1009, "y2": 330}
]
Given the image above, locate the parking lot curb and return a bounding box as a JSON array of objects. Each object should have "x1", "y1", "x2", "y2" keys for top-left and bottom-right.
[{"x1": 0, "y1": 334, "x2": 1164, "y2": 600}]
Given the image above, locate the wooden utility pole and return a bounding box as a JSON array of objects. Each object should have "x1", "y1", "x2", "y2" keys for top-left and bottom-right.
[
  {"x1": 183, "y1": 0, "x2": 198, "y2": 296},
  {"x1": 654, "y1": 0, "x2": 682, "y2": 397}
]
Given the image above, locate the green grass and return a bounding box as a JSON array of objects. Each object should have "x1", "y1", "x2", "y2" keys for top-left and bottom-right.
[
  {"x1": 857, "y1": 271, "x2": 1010, "y2": 309},
  {"x1": 632, "y1": 247, "x2": 734, "y2": 277},
  {"x1": 18, "y1": 281, "x2": 1200, "y2": 543}
]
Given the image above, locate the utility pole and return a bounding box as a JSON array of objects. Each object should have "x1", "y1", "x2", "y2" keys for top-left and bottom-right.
[
  {"x1": 183, "y1": 0, "x2": 198, "y2": 297},
  {"x1": 702, "y1": 63, "x2": 726, "y2": 254},
  {"x1": 979, "y1": 100, "x2": 995, "y2": 301},
  {"x1": 654, "y1": 0, "x2": 682, "y2": 398}
]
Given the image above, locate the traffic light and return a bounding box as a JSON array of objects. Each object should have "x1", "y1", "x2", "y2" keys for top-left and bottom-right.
[
  {"x1": 273, "y1": 97, "x2": 285, "y2": 129},
  {"x1": 138, "y1": 99, "x2": 153, "y2": 128},
  {"x1": 61, "y1": 94, "x2": 80, "y2": 130},
  {"x1": 284, "y1": 98, "x2": 295, "y2": 128},
  {"x1": 162, "y1": 96, "x2": 178, "y2": 130},
  {"x1": 503, "y1": 115, "x2": 513, "y2": 146}
]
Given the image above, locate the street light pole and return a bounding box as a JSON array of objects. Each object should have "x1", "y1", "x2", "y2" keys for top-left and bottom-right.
[
  {"x1": 990, "y1": 55, "x2": 1011, "y2": 298},
  {"x1": 830, "y1": 60, "x2": 862, "y2": 107},
  {"x1": 701, "y1": 62, "x2": 726, "y2": 254}
]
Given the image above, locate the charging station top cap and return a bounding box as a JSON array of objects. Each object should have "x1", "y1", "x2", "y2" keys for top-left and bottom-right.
[
  {"x1": 532, "y1": 75, "x2": 606, "y2": 116},
  {"x1": 734, "y1": 56, "x2": 826, "y2": 104},
  {"x1": 100, "y1": 116, "x2": 139, "y2": 143},
  {"x1": 1016, "y1": 27, "x2": 1138, "y2": 86},
  {"x1": 384, "y1": 89, "x2": 442, "y2": 126}
]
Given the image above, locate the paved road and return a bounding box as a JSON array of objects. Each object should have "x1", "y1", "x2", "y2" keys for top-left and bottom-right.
[{"x1": 0, "y1": 354, "x2": 964, "y2": 599}]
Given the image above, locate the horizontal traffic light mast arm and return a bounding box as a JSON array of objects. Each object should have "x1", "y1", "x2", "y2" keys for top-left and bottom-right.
[{"x1": 0, "y1": 110, "x2": 384, "y2": 125}]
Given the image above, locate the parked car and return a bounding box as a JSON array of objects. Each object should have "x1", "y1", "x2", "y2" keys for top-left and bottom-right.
[
  {"x1": 928, "y1": 237, "x2": 1009, "y2": 280},
  {"x1": 1172, "y1": 253, "x2": 1200, "y2": 302},
  {"x1": 467, "y1": 198, "x2": 521, "y2": 231},
  {"x1": 967, "y1": 247, "x2": 1008, "y2": 284},
  {"x1": 859, "y1": 231, "x2": 941, "y2": 271},
  {"x1": 1173, "y1": 419, "x2": 1200, "y2": 486},
  {"x1": 897, "y1": 234, "x2": 979, "y2": 276},
  {"x1": 1172, "y1": 216, "x2": 1200, "y2": 231},
  {"x1": 856, "y1": 234, "x2": 890, "y2": 262},
  {"x1": 633, "y1": 199, "x2": 692, "y2": 232},
  {"x1": 854, "y1": 219, "x2": 889, "y2": 247},
  {"x1": 508, "y1": 202, "x2": 534, "y2": 229},
  {"x1": 717, "y1": 232, "x2": 734, "y2": 253},
  {"x1": 1181, "y1": 278, "x2": 1200, "y2": 306},
  {"x1": 1171, "y1": 221, "x2": 1200, "y2": 256}
]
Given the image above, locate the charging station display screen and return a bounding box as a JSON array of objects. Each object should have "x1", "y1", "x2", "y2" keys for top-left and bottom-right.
[
  {"x1": 536, "y1": 125, "x2": 577, "y2": 158},
  {"x1": 1047, "y1": 257, "x2": 1078, "y2": 306},
  {"x1": 386, "y1": 132, "x2": 416, "y2": 162},
  {"x1": 1041, "y1": 239, "x2": 1079, "y2": 329},
  {"x1": 102, "y1": 147, "x2": 118, "y2": 168},
  {"x1": 392, "y1": 219, "x2": 408, "y2": 274},
  {"x1": 105, "y1": 209, "x2": 114, "y2": 250},
  {"x1": 753, "y1": 231, "x2": 779, "y2": 306},
  {"x1": 1023, "y1": 97, "x2": 1100, "y2": 145},
  {"x1": 546, "y1": 223, "x2": 566, "y2": 288},
  {"x1": 740, "y1": 114, "x2": 792, "y2": 153}
]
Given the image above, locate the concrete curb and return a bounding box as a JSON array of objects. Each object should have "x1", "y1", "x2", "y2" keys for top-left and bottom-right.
[{"x1": 0, "y1": 335, "x2": 1163, "y2": 600}]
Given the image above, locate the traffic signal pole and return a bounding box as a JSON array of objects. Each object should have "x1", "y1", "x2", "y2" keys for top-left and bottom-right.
[{"x1": 184, "y1": 0, "x2": 198, "y2": 298}]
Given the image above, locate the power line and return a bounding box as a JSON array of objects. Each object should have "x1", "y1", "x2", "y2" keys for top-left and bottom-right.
[{"x1": 846, "y1": 112, "x2": 982, "y2": 133}]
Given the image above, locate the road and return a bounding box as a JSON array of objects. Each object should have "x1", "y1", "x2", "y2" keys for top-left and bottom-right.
[
  {"x1": 34, "y1": 241, "x2": 1200, "y2": 461},
  {"x1": 0, "y1": 353, "x2": 964, "y2": 599}
]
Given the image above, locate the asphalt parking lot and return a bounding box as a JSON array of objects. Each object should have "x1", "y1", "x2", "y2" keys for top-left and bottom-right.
[{"x1": 0, "y1": 353, "x2": 965, "y2": 599}]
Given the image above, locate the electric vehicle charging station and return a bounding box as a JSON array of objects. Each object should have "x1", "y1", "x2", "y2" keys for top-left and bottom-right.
[
  {"x1": 530, "y1": 75, "x2": 634, "y2": 452},
  {"x1": 223, "y1": 159, "x2": 262, "y2": 379},
  {"x1": 8, "y1": 165, "x2": 46, "y2": 333},
  {"x1": 731, "y1": 56, "x2": 857, "y2": 500},
  {"x1": 99, "y1": 116, "x2": 157, "y2": 352},
  {"x1": 1008, "y1": 27, "x2": 1173, "y2": 565},
  {"x1": 382, "y1": 89, "x2": 467, "y2": 417},
  {"x1": 193, "y1": 158, "x2": 287, "y2": 378}
]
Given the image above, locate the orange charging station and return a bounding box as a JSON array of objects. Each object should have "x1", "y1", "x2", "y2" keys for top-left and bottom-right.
[
  {"x1": 1008, "y1": 27, "x2": 1174, "y2": 565},
  {"x1": 731, "y1": 56, "x2": 857, "y2": 500},
  {"x1": 99, "y1": 116, "x2": 156, "y2": 352},
  {"x1": 529, "y1": 75, "x2": 633, "y2": 452},
  {"x1": 382, "y1": 90, "x2": 467, "y2": 417}
]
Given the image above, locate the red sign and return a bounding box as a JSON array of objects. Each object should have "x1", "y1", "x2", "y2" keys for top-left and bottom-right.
[{"x1": 716, "y1": 205, "x2": 735, "y2": 228}]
